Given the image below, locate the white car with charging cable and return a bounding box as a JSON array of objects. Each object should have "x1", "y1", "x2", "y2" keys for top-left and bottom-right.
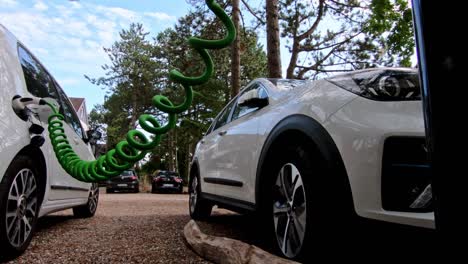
[
  {"x1": 0, "y1": 25, "x2": 100, "y2": 258},
  {"x1": 189, "y1": 66, "x2": 433, "y2": 260}
]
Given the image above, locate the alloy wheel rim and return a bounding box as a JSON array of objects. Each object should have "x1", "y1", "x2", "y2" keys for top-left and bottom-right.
[
  {"x1": 5, "y1": 168, "x2": 37, "y2": 248},
  {"x1": 189, "y1": 177, "x2": 198, "y2": 213},
  {"x1": 88, "y1": 183, "x2": 99, "y2": 213},
  {"x1": 273, "y1": 163, "x2": 307, "y2": 258}
]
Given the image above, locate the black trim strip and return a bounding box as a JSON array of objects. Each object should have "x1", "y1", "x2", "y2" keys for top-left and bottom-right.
[
  {"x1": 51, "y1": 185, "x2": 89, "y2": 192},
  {"x1": 200, "y1": 192, "x2": 255, "y2": 213},
  {"x1": 203, "y1": 177, "x2": 243, "y2": 187}
]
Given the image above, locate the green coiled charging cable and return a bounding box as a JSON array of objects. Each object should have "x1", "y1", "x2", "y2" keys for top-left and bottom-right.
[{"x1": 44, "y1": 0, "x2": 236, "y2": 182}]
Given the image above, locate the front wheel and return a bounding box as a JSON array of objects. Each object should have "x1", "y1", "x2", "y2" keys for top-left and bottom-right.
[
  {"x1": 0, "y1": 156, "x2": 40, "y2": 258},
  {"x1": 73, "y1": 183, "x2": 99, "y2": 218},
  {"x1": 188, "y1": 173, "x2": 212, "y2": 220},
  {"x1": 262, "y1": 143, "x2": 354, "y2": 260},
  {"x1": 272, "y1": 162, "x2": 308, "y2": 259}
]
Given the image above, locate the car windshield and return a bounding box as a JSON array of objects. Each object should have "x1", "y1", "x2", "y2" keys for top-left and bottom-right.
[
  {"x1": 121, "y1": 170, "x2": 134, "y2": 176},
  {"x1": 266, "y1": 79, "x2": 308, "y2": 91}
]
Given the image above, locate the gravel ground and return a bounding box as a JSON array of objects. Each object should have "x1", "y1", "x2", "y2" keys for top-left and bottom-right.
[
  {"x1": 7, "y1": 190, "x2": 210, "y2": 264},
  {"x1": 5, "y1": 189, "x2": 437, "y2": 263}
]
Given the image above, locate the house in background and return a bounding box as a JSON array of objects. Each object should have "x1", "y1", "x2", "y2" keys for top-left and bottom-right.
[{"x1": 69, "y1": 97, "x2": 89, "y2": 131}]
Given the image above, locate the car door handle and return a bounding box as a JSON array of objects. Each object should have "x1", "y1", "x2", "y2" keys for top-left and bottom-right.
[{"x1": 218, "y1": 130, "x2": 227, "y2": 136}]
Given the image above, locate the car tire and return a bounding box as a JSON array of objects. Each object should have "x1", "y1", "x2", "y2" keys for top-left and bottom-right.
[
  {"x1": 188, "y1": 172, "x2": 212, "y2": 220},
  {"x1": 73, "y1": 183, "x2": 99, "y2": 218},
  {"x1": 134, "y1": 186, "x2": 139, "y2": 193},
  {"x1": 106, "y1": 188, "x2": 113, "y2": 194},
  {"x1": 262, "y1": 143, "x2": 353, "y2": 260},
  {"x1": 0, "y1": 155, "x2": 41, "y2": 259}
]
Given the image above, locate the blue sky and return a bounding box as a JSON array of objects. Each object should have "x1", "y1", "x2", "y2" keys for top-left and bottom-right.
[
  {"x1": 0, "y1": 0, "x2": 194, "y2": 110},
  {"x1": 1, "y1": 0, "x2": 416, "y2": 113}
]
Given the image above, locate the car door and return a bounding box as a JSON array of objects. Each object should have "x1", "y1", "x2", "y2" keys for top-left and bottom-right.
[
  {"x1": 210, "y1": 83, "x2": 268, "y2": 203},
  {"x1": 197, "y1": 98, "x2": 237, "y2": 196},
  {"x1": 49, "y1": 83, "x2": 93, "y2": 199},
  {"x1": 17, "y1": 45, "x2": 91, "y2": 200}
]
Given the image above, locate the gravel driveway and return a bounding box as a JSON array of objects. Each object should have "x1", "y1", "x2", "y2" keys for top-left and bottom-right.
[
  {"x1": 5, "y1": 189, "x2": 436, "y2": 263},
  {"x1": 7, "y1": 190, "x2": 210, "y2": 264}
]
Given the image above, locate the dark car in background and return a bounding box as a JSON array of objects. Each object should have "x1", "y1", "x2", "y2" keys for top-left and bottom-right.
[
  {"x1": 152, "y1": 171, "x2": 184, "y2": 193},
  {"x1": 106, "y1": 170, "x2": 139, "y2": 193}
]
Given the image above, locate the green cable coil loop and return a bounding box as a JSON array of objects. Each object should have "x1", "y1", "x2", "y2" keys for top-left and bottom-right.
[{"x1": 45, "y1": 0, "x2": 236, "y2": 183}]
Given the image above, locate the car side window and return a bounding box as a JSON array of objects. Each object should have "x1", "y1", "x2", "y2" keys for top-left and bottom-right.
[
  {"x1": 213, "y1": 99, "x2": 236, "y2": 131},
  {"x1": 54, "y1": 82, "x2": 85, "y2": 139},
  {"x1": 18, "y1": 45, "x2": 60, "y2": 101},
  {"x1": 232, "y1": 84, "x2": 267, "y2": 121}
]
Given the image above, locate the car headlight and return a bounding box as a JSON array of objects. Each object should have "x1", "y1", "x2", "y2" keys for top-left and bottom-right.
[{"x1": 326, "y1": 69, "x2": 421, "y2": 101}]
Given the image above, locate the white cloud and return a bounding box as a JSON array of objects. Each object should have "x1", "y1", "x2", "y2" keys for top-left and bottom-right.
[
  {"x1": 0, "y1": 0, "x2": 17, "y2": 7},
  {"x1": 144, "y1": 12, "x2": 176, "y2": 21},
  {"x1": 70, "y1": 1, "x2": 81, "y2": 9},
  {"x1": 97, "y1": 6, "x2": 138, "y2": 21},
  {"x1": 34, "y1": 1, "x2": 48, "y2": 11},
  {"x1": 58, "y1": 78, "x2": 80, "y2": 86},
  {"x1": 0, "y1": 1, "x2": 180, "y2": 107}
]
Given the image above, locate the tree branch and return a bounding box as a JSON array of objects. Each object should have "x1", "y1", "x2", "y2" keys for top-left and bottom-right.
[
  {"x1": 300, "y1": 31, "x2": 362, "y2": 52},
  {"x1": 240, "y1": 0, "x2": 265, "y2": 24},
  {"x1": 297, "y1": 0, "x2": 325, "y2": 41}
]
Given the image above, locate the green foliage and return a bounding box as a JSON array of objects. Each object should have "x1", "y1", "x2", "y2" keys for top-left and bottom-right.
[
  {"x1": 88, "y1": 10, "x2": 267, "y2": 179},
  {"x1": 257, "y1": 0, "x2": 416, "y2": 79},
  {"x1": 363, "y1": 0, "x2": 415, "y2": 67}
]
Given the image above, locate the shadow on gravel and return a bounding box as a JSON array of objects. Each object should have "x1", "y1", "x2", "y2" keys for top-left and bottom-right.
[
  {"x1": 197, "y1": 211, "x2": 437, "y2": 263},
  {"x1": 35, "y1": 214, "x2": 76, "y2": 232}
]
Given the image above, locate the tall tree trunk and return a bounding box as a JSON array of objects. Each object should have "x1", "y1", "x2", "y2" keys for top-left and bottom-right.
[
  {"x1": 266, "y1": 0, "x2": 282, "y2": 78},
  {"x1": 130, "y1": 86, "x2": 139, "y2": 129},
  {"x1": 231, "y1": 0, "x2": 241, "y2": 98},
  {"x1": 286, "y1": 41, "x2": 300, "y2": 79}
]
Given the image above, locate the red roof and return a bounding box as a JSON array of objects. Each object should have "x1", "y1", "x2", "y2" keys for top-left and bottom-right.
[{"x1": 69, "y1": 97, "x2": 84, "y2": 112}]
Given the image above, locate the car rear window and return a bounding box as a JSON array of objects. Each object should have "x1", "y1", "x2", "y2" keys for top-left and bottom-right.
[{"x1": 121, "y1": 170, "x2": 134, "y2": 176}]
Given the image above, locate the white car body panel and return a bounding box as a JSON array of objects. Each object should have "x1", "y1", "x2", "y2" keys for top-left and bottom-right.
[
  {"x1": 1, "y1": 24, "x2": 92, "y2": 218},
  {"x1": 195, "y1": 72, "x2": 435, "y2": 229},
  {"x1": 326, "y1": 96, "x2": 434, "y2": 228}
]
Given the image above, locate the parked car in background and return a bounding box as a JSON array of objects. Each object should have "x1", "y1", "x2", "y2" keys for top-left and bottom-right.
[
  {"x1": 0, "y1": 25, "x2": 100, "y2": 258},
  {"x1": 189, "y1": 69, "x2": 432, "y2": 260},
  {"x1": 106, "y1": 170, "x2": 139, "y2": 193},
  {"x1": 152, "y1": 171, "x2": 184, "y2": 194}
]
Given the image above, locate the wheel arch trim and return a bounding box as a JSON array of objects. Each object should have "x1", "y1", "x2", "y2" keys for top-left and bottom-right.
[{"x1": 255, "y1": 114, "x2": 353, "y2": 208}]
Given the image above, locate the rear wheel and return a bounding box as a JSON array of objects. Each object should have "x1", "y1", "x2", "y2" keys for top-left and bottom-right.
[
  {"x1": 0, "y1": 156, "x2": 40, "y2": 258},
  {"x1": 73, "y1": 183, "x2": 99, "y2": 218},
  {"x1": 189, "y1": 172, "x2": 212, "y2": 220}
]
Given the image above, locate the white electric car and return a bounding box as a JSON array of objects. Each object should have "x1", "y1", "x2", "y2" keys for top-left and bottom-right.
[
  {"x1": 189, "y1": 67, "x2": 433, "y2": 259},
  {"x1": 0, "y1": 25, "x2": 99, "y2": 257}
]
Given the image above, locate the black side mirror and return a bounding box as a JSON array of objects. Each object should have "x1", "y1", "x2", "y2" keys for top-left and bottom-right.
[
  {"x1": 238, "y1": 89, "x2": 268, "y2": 108},
  {"x1": 86, "y1": 129, "x2": 102, "y2": 145}
]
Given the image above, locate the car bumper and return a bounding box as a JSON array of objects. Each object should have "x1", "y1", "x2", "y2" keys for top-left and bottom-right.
[
  {"x1": 152, "y1": 183, "x2": 183, "y2": 191},
  {"x1": 106, "y1": 182, "x2": 139, "y2": 190}
]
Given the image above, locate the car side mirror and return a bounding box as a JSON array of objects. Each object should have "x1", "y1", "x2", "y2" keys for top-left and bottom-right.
[
  {"x1": 238, "y1": 89, "x2": 268, "y2": 108},
  {"x1": 86, "y1": 129, "x2": 102, "y2": 145}
]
